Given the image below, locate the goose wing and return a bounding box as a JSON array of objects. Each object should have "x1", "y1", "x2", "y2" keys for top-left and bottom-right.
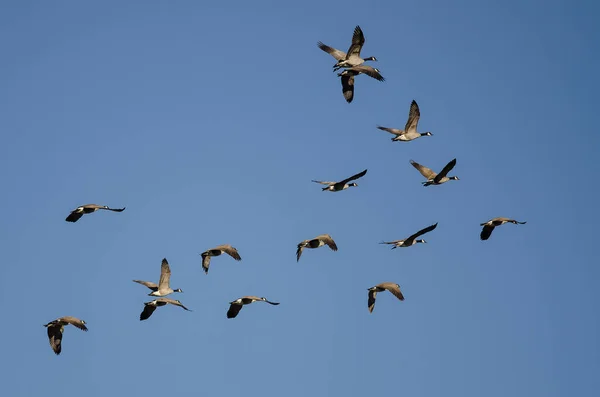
[
  {"x1": 347, "y1": 65, "x2": 385, "y2": 81},
  {"x1": 368, "y1": 289, "x2": 378, "y2": 313},
  {"x1": 65, "y1": 209, "x2": 84, "y2": 223},
  {"x1": 158, "y1": 258, "x2": 171, "y2": 290},
  {"x1": 227, "y1": 303, "x2": 243, "y2": 319},
  {"x1": 201, "y1": 253, "x2": 211, "y2": 274},
  {"x1": 317, "y1": 42, "x2": 346, "y2": 61},
  {"x1": 59, "y1": 316, "x2": 88, "y2": 331},
  {"x1": 46, "y1": 324, "x2": 63, "y2": 355},
  {"x1": 404, "y1": 100, "x2": 420, "y2": 134},
  {"x1": 317, "y1": 234, "x2": 338, "y2": 251},
  {"x1": 296, "y1": 243, "x2": 305, "y2": 262},
  {"x1": 410, "y1": 160, "x2": 437, "y2": 180},
  {"x1": 381, "y1": 283, "x2": 405, "y2": 301},
  {"x1": 405, "y1": 223, "x2": 438, "y2": 244},
  {"x1": 340, "y1": 73, "x2": 355, "y2": 103},
  {"x1": 480, "y1": 225, "x2": 495, "y2": 241},
  {"x1": 139, "y1": 303, "x2": 157, "y2": 321},
  {"x1": 376, "y1": 126, "x2": 403, "y2": 136},
  {"x1": 434, "y1": 158, "x2": 457, "y2": 183},
  {"x1": 345, "y1": 25, "x2": 365, "y2": 57},
  {"x1": 133, "y1": 280, "x2": 158, "y2": 290},
  {"x1": 105, "y1": 207, "x2": 126, "y2": 212},
  {"x1": 338, "y1": 169, "x2": 367, "y2": 185},
  {"x1": 217, "y1": 244, "x2": 241, "y2": 261}
]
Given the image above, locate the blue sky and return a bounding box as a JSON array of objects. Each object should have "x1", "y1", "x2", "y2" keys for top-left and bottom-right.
[{"x1": 0, "y1": 0, "x2": 598, "y2": 396}]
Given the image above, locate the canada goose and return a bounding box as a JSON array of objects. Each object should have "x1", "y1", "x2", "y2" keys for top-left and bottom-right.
[
  {"x1": 65, "y1": 204, "x2": 125, "y2": 223},
  {"x1": 133, "y1": 258, "x2": 182, "y2": 297},
  {"x1": 312, "y1": 169, "x2": 367, "y2": 192},
  {"x1": 380, "y1": 223, "x2": 438, "y2": 248},
  {"x1": 44, "y1": 316, "x2": 87, "y2": 355},
  {"x1": 338, "y1": 67, "x2": 385, "y2": 103},
  {"x1": 377, "y1": 100, "x2": 433, "y2": 142},
  {"x1": 317, "y1": 25, "x2": 377, "y2": 71},
  {"x1": 480, "y1": 218, "x2": 527, "y2": 241},
  {"x1": 368, "y1": 283, "x2": 404, "y2": 313},
  {"x1": 139, "y1": 298, "x2": 191, "y2": 321},
  {"x1": 227, "y1": 296, "x2": 280, "y2": 319},
  {"x1": 410, "y1": 159, "x2": 459, "y2": 186},
  {"x1": 296, "y1": 234, "x2": 337, "y2": 261},
  {"x1": 200, "y1": 244, "x2": 241, "y2": 274}
]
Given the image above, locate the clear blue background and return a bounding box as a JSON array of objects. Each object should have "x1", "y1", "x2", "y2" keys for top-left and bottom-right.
[{"x1": 0, "y1": 1, "x2": 598, "y2": 396}]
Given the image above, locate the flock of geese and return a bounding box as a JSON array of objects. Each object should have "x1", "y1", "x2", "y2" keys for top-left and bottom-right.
[{"x1": 43, "y1": 25, "x2": 526, "y2": 356}]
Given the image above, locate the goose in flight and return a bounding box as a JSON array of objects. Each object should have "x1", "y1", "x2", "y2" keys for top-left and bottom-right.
[
  {"x1": 139, "y1": 298, "x2": 191, "y2": 321},
  {"x1": 65, "y1": 204, "x2": 125, "y2": 223},
  {"x1": 317, "y1": 25, "x2": 377, "y2": 71},
  {"x1": 368, "y1": 283, "x2": 405, "y2": 313},
  {"x1": 133, "y1": 258, "x2": 183, "y2": 297},
  {"x1": 312, "y1": 169, "x2": 367, "y2": 192},
  {"x1": 44, "y1": 316, "x2": 88, "y2": 355},
  {"x1": 296, "y1": 234, "x2": 338, "y2": 261},
  {"x1": 480, "y1": 217, "x2": 526, "y2": 241},
  {"x1": 410, "y1": 159, "x2": 459, "y2": 186},
  {"x1": 380, "y1": 223, "x2": 438, "y2": 248},
  {"x1": 377, "y1": 100, "x2": 433, "y2": 142},
  {"x1": 200, "y1": 244, "x2": 241, "y2": 274},
  {"x1": 227, "y1": 296, "x2": 280, "y2": 319}
]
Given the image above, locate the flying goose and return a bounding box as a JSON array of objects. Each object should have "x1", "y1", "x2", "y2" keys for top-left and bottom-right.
[
  {"x1": 317, "y1": 25, "x2": 377, "y2": 71},
  {"x1": 338, "y1": 66, "x2": 385, "y2": 103},
  {"x1": 380, "y1": 223, "x2": 438, "y2": 248},
  {"x1": 200, "y1": 244, "x2": 241, "y2": 274},
  {"x1": 44, "y1": 316, "x2": 88, "y2": 355},
  {"x1": 133, "y1": 258, "x2": 182, "y2": 297},
  {"x1": 377, "y1": 100, "x2": 433, "y2": 142},
  {"x1": 227, "y1": 296, "x2": 280, "y2": 319},
  {"x1": 312, "y1": 169, "x2": 367, "y2": 192},
  {"x1": 296, "y1": 234, "x2": 337, "y2": 261},
  {"x1": 368, "y1": 283, "x2": 404, "y2": 313},
  {"x1": 410, "y1": 159, "x2": 459, "y2": 186},
  {"x1": 139, "y1": 297, "x2": 191, "y2": 321},
  {"x1": 65, "y1": 204, "x2": 125, "y2": 223},
  {"x1": 480, "y1": 217, "x2": 527, "y2": 241}
]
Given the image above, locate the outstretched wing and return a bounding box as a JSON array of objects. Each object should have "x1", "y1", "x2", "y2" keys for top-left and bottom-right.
[
  {"x1": 312, "y1": 180, "x2": 335, "y2": 186},
  {"x1": 218, "y1": 245, "x2": 241, "y2": 261},
  {"x1": 317, "y1": 234, "x2": 338, "y2": 251},
  {"x1": 227, "y1": 303, "x2": 243, "y2": 319},
  {"x1": 65, "y1": 210, "x2": 84, "y2": 223},
  {"x1": 317, "y1": 42, "x2": 346, "y2": 61},
  {"x1": 296, "y1": 244, "x2": 305, "y2": 262},
  {"x1": 340, "y1": 73, "x2": 355, "y2": 103},
  {"x1": 106, "y1": 207, "x2": 126, "y2": 212},
  {"x1": 434, "y1": 158, "x2": 457, "y2": 182},
  {"x1": 346, "y1": 65, "x2": 385, "y2": 81},
  {"x1": 158, "y1": 258, "x2": 171, "y2": 290},
  {"x1": 404, "y1": 100, "x2": 420, "y2": 134},
  {"x1": 480, "y1": 225, "x2": 495, "y2": 241},
  {"x1": 376, "y1": 126, "x2": 403, "y2": 136},
  {"x1": 60, "y1": 316, "x2": 88, "y2": 331},
  {"x1": 339, "y1": 169, "x2": 367, "y2": 185},
  {"x1": 201, "y1": 253, "x2": 211, "y2": 274},
  {"x1": 46, "y1": 324, "x2": 63, "y2": 355},
  {"x1": 384, "y1": 284, "x2": 405, "y2": 301},
  {"x1": 410, "y1": 160, "x2": 436, "y2": 180},
  {"x1": 133, "y1": 280, "x2": 158, "y2": 290},
  {"x1": 139, "y1": 304, "x2": 157, "y2": 321},
  {"x1": 346, "y1": 25, "x2": 365, "y2": 57},
  {"x1": 368, "y1": 289, "x2": 377, "y2": 313},
  {"x1": 405, "y1": 223, "x2": 438, "y2": 244}
]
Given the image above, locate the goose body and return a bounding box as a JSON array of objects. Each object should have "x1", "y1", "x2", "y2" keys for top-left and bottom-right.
[
  {"x1": 296, "y1": 234, "x2": 338, "y2": 261},
  {"x1": 44, "y1": 316, "x2": 88, "y2": 355},
  {"x1": 227, "y1": 296, "x2": 280, "y2": 319},
  {"x1": 480, "y1": 217, "x2": 527, "y2": 240},
  {"x1": 368, "y1": 283, "x2": 404, "y2": 313},
  {"x1": 380, "y1": 223, "x2": 438, "y2": 248},
  {"x1": 133, "y1": 258, "x2": 182, "y2": 297},
  {"x1": 410, "y1": 159, "x2": 459, "y2": 186},
  {"x1": 312, "y1": 169, "x2": 367, "y2": 192},
  {"x1": 377, "y1": 100, "x2": 432, "y2": 142},
  {"x1": 318, "y1": 26, "x2": 377, "y2": 71},
  {"x1": 200, "y1": 244, "x2": 241, "y2": 274},
  {"x1": 139, "y1": 297, "x2": 191, "y2": 321},
  {"x1": 65, "y1": 204, "x2": 125, "y2": 223}
]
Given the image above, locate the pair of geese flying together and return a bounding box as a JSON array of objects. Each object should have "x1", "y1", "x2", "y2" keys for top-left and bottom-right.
[
  {"x1": 318, "y1": 25, "x2": 384, "y2": 103},
  {"x1": 65, "y1": 204, "x2": 125, "y2": 223}
]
